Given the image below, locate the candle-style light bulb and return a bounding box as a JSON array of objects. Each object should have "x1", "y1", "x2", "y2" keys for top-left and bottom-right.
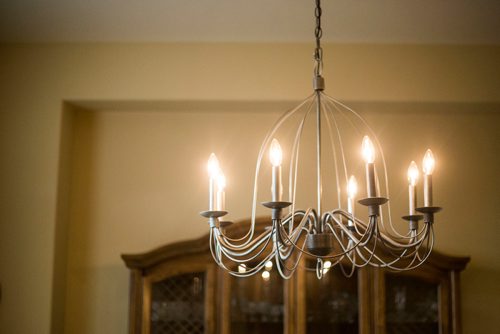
[
  {"x1": 422, "y1": 149, "x2": 435, "y2": 206},
  {"x1": 347, "y1": 175, "x2": 358, "y2": 199},
  {"x1": 269, "y1": 138, "x2": 283, "y2": 167},
  {"x1": 407, "y1": 161, "x2": 419, "y2": 186},
  {"x1": 422, "y1": 149, "x2": 435, "y2": 175},
  {"x1": 361, "y1": 136, "x2": 375, "y2": 164},
  {"x1": 265, "y1": 260, "x2": 273, "y2": 270},
  {"x1": 217, "y1": 172, "x2": 226, "y2": 190},
  {"x1": 407, "y1": 161, "x2": 419, "y2": 215},
  {"x1": 270, "y1": 139, "x2": 283, "y2": 201},
  {"x1": 261, "y1": 270, "x2": 270, "y2": 281},
  {"x1": 207, "y1": 153, "x2": 220, "y2": 179},
  {"x1": 207, "y1": 153, "x2": 220, "y2": 211},
  {"x1": 216, "y1": 172, "x2": 226, "y2": 211},
  {"x1": 362, "y1": 136, "x2": 377, "y2": 197}
]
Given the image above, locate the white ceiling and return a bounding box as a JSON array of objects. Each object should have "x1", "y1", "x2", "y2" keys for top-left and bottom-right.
[{"x1": 1, "y1": 0, "x2": 499, "y2": 44}]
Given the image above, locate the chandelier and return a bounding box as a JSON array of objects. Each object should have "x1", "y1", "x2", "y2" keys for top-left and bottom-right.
[{"x1": 200, "y1": 0, "x2": 441, "y2": 279}]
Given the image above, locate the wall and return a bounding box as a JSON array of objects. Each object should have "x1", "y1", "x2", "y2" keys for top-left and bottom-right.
[{"x1": 0, "y1": 43, "x2": 499, "y2": 334}]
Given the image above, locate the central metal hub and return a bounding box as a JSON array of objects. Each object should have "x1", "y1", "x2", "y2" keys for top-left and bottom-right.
[
  {"x1": 313, "y1": 75, "x2": 325, "y2": 91},
  {"x1": 306, "y1": 233, "x2": 334, "y2": 256}
]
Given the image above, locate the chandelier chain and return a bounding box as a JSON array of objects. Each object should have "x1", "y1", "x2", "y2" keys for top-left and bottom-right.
[{"x1": 314, "y1": 0, "x2": 323, "y2": 76}]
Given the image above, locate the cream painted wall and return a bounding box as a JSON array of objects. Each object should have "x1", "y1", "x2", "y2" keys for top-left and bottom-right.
[{"x1": 0, "y1": 44, "x2": 499, "y2": 334}]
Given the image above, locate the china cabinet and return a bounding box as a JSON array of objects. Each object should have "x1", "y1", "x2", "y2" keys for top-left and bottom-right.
[{"x1": 122, "y1": 218, "x2": 469, "y2": 334}]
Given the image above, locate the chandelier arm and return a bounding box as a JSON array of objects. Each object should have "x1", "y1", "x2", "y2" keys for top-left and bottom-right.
[
  {"x1": 220, "y1": 221, "x2": 323, "y2": 279},
  {"x1": 276, "y1": 211, "x2": 314, "y2": 257},
  {"x1": 274, "y1": 226, "x2": 311, "y2": 279},
  {"x1": 354, "y1": 225, "x2": 434, "y2": 271},
  {"x1": 215, "y1": 213, "x2": 304, "y2": 242},
  {"x1": 383, "y1": 227, "x2": 434, "y2": 271},
  {"x1": 331, "y1": 208, "x2": 424, "y2": 243},
  {"x1": 209, "y1": 228, "x2": 223, "y2": 267},
  {"x1": 354, "y1": 218, "x2": 384, "y2": 267},
  {"x1": 215, "y1": 229, "x2": 273, "y2": 257},
  {"x1": 275, "y1": 251, "x2": 301, "y2": 279},
  {"x1": 327, "y1": 208, "x2": 370, "y2": 236},
  {"x1": 289, "y1": 100, "x2": 316, "y2": 228},
  {"x1": 371, "y1": 241, "x2": 430, "y2": 271},
  {"x1": 322, "y1": 95, "x2": 350, "y2": 209},
  {"x1": 321, "y1": 98, "x2": 348, "y2": 231},
  {"x1": 375, "y1": 222, "x2": 431, "y2": 249},
  {"x1": 415, "y1": 230, "x2": 428, "y2": 261},
  {"x1": 376, "y1": 228, "x2": 428, "y2": 254},
  {"x1": 373, "y1": 226, "x2": 422, "y2": 261},
  {"x1": 324, "y1": 224, "x2": 361, "y2": 267},
  {"x1": 217, "y1": 231, "x2": 270, "y2": 263},
  {"x1": 339, "y1": 240, "x2": 357, "y2": 277},
  {"x1": 324, "y1": 220, "x2": 374, "y2": 258},
  {"x1": 416, "y1": 225, "x2": 433, "y2": 262},
  {"x1": 275, "y1": 225, "x2": 304, "y2": 252},
  {"x1": 327, "y1": 216, "x2": 376, "y2": 264},
  {"x1": 322, "y1": 93, "x2": 411, "y2": 239},
  {"x1": 277, "y1": 226, "x2": 311, "y2": 261},
  {"x1": 238, "y1": 94, "x2": 316, "y2": 247},
  {"x1": 278, "y1": 211, "x2": 312, "y2": 257},
  {"x1": 215, "y1": 212, "x2": 303, "y2": 252},
  {"x1": 359, "y1": 237, "x2": 416, "y2": 269},
  {"x1": 405, "y1": 222, "x2": 433, "y2": 242},
  {"x1": 324, "y1": 211, "x2": 377, "y2": 248},
  {"x1": 215, "y1": 225, "x2": 273, "y2": 251},
  {"x1": 282, "y1": 208, "x2": 313, "y2": 230},
  {"x1": 217, "y1": 237, "x2": 272, "y2": 263},
  {"x1": 275, "y1": 238, "x2": 308, "y2": 277},
  {"x1": 277, "y1": 224, "x2": 312, "y2": 255},
  {"x1": 281, "y1": 210, "x2": 310, "y2": 232},
  {"x1": 216, "y1": 227, "x2": 260, "y2": 243},
  {"x1": 278, "y1": 222, "x2": 311, "y2": 252},
  {"x1": 224, "y1": 252, "x2": 276, "y2": 278}
]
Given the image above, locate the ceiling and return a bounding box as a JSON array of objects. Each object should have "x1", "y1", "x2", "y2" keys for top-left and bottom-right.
[{"x1": 1, "y1": 0, "x2": 499, "y2": 44}]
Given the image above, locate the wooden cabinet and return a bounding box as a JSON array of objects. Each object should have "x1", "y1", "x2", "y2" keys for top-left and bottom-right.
[{"x1": 122, "y1": 219, "x2": 469, "y2": 334}]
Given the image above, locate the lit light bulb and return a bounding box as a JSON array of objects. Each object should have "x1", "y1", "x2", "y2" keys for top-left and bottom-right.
[
  {"x1": 238, "y1": 264, "x2": 247, "y2": 273},
  {"x1": 261, "y1": 270, "x2": 270, "y2": 281},
  {"x1": 265, "y1": 260, "x2": 273, "y2": 270},
  {"x1": 362, "y1": 136, "x2": 375, "y2": 163},
  {"x1": 407, "y1": 161, "x2": 419, "y2": 186},
  {"x1": 347, "y1": 175, "x2": 358, "y2": 199},
  {"x1": 207, "y1": 153, "x2": 220, "y2": 179},
  {"x1": 217, "y1": 172, "x2": 226, "y2": 190},
  {"x1": 269, "y1": 138, "x2": 283, "y2": 167},
  {"x1": 422, "y1": 149, "x2": 435, "y2": 175},
  {"x1": 322, "y1": 260, "x2": 332, "y2": 274}
]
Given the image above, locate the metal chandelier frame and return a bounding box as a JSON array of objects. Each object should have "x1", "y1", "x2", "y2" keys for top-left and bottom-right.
[{"x1": 200, "y1": 0, "x2": 441, "y2": 280}]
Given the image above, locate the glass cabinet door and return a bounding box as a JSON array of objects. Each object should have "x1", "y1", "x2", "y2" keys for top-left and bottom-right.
[
  {"x1": 229, "y1": 267, "x2": 284, "y2": 334},
  {"x1": 384, "y1": 273, "x2": 439, "y2": 334},
  {"x1": 150, "y1": 272, "x2": 206, "y2": 334},
  {"x1": 305, "y1": 263, "x2": 359, "y2": 333}
]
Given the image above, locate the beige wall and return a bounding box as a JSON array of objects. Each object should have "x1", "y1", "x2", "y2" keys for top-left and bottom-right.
[{"x1": 0, "y1": 43, "x2": 499, "y2": 334}]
